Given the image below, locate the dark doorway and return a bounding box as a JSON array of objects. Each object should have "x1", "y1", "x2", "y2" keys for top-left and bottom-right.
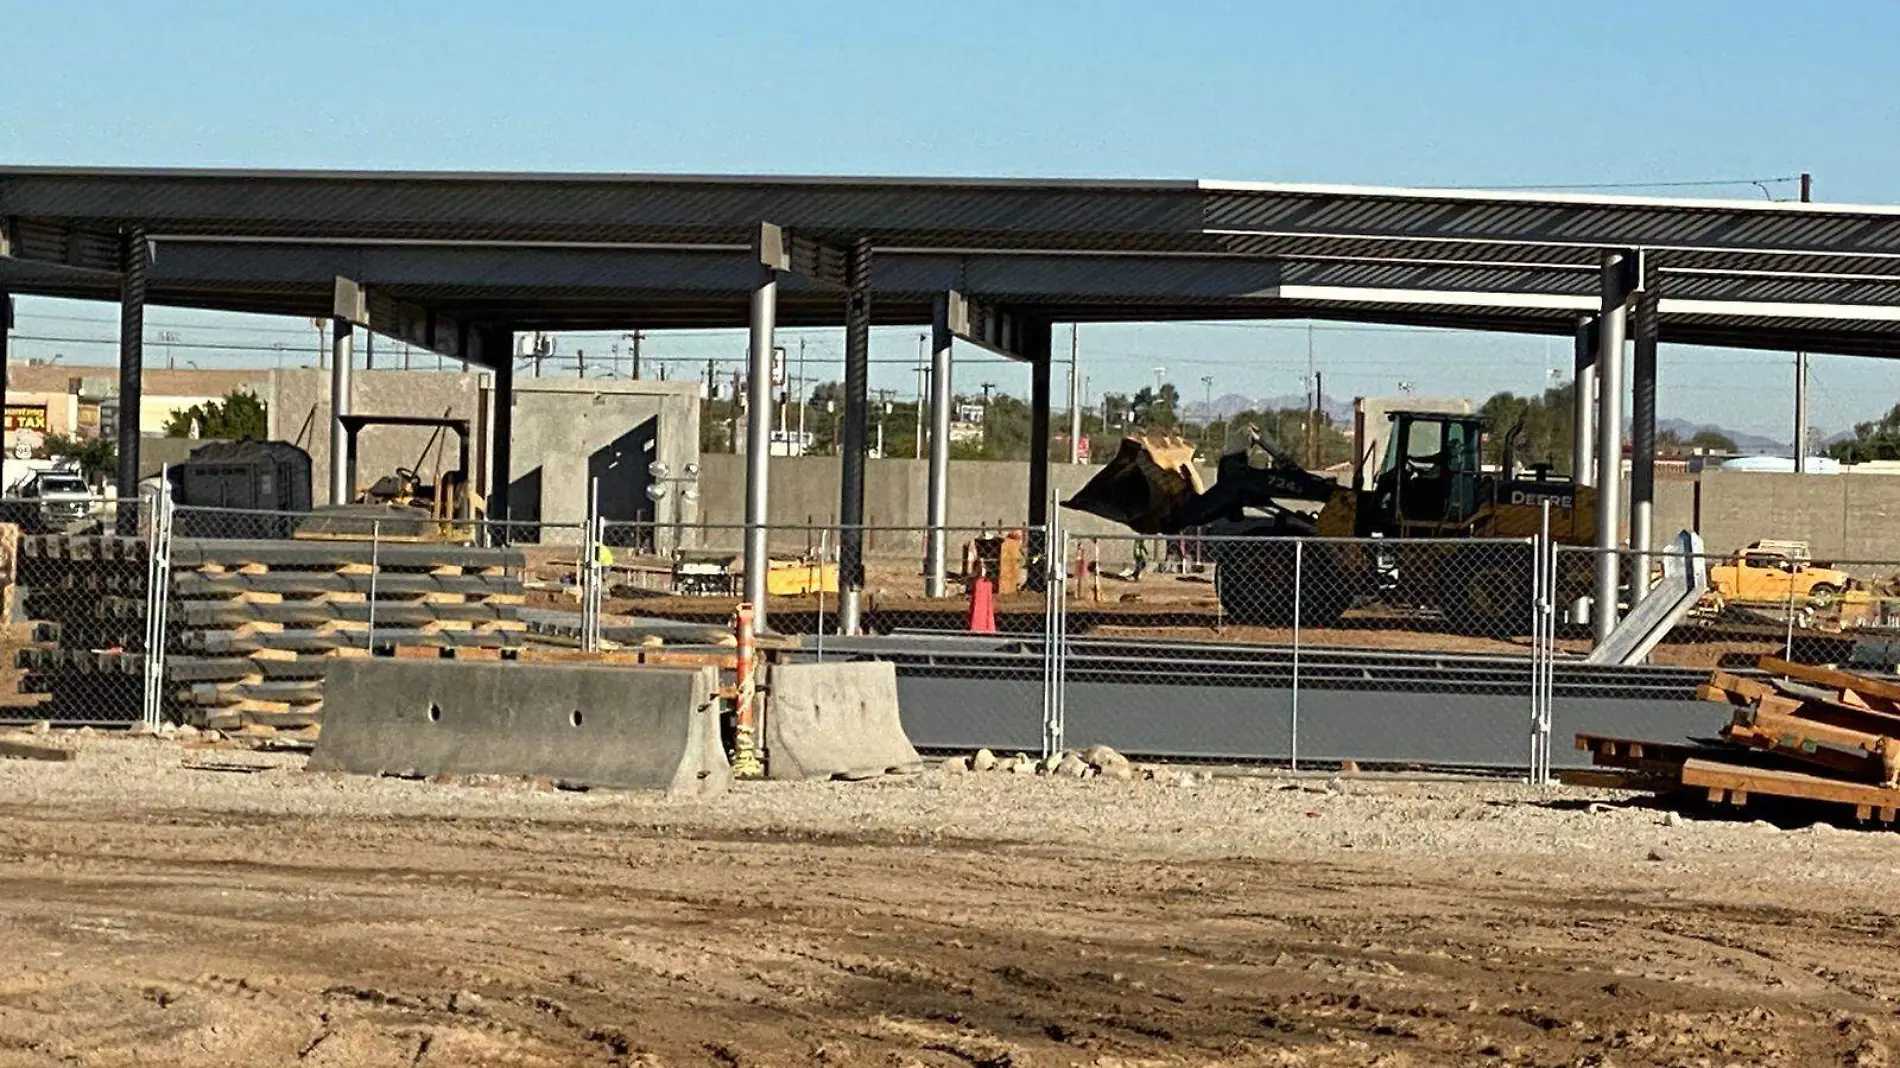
[{"x1": 590, "y1": 417, "x2": 659, "y2": 550}]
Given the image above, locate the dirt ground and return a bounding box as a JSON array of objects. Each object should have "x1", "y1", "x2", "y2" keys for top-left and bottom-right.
[{"x1": 6, "y1": 735, "x2": 1900, "y2": 1066}]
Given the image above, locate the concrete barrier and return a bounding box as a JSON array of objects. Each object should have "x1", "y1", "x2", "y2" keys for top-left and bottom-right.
[
  {"x1": 310, "y1": 660, "x2": 730, "y2": 794},
  {"x1": 765, "y1": 661, "x2": 923, "y2": 780}
]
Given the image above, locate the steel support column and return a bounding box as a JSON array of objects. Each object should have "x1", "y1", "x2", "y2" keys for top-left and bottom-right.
[
  {"x1": 1794, "y1": 352, "x2": 1810, "y2": 473},
  {"x1": 117, "y1": 229, "x2": 148, "y2": 531},
  {"x1": 487, "y1": 328, "x2": 515, "y2": 537},
  {"x1": 1592, "y1": 251, "x2": 1632, "y2": 643},
  {"x1": 924, "y1": 293, "x2": 954, "y2": 598},
  {"x1": 744, "y1": 268, "x2": 779, "y2": 627},
  {"x1": 0, "y1": 292, "x2": 10, "y2": 497},
  {"x1": 1571, "y1": 316, "x2": 1598, "y2": 487},
  {"x1": 1027, "y1": 319, "x2": 1054, "y2": 590},
  {"x1": 328, "y1": 318, "x2": 355, "y2": 505},
  {"x1": 1630, "y1": 290, "x2": 1660, "y2": 601},
  {"x1": 837, "y1": 238, "x2": 872, "y2": 635}
]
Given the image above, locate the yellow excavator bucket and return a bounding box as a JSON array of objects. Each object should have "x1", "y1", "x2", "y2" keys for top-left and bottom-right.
[{"x1": 1062, "y1": 435, "x2": 1204, "y2": 534}]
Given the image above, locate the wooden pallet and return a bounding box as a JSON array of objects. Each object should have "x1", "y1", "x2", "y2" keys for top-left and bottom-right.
[{"x1": 1680, "y1": 757, "x2": 1900, "y2": 824}]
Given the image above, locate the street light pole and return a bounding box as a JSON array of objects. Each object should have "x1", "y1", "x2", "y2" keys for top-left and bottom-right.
[{"x1": 1068, "y1": 325, "x2": 1082, "y2": 463}]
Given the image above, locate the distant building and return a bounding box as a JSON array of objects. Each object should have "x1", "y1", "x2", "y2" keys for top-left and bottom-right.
[{"x1": 768, "y1": 429, "x2": 812, "y2": 457}]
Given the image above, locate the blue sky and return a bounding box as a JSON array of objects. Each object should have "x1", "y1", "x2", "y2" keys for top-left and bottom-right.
[{"x1": 5, "y1": 0, "x2": 1900, "y2": 443}]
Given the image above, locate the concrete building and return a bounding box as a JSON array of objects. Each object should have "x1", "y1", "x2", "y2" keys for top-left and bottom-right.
[{"x1": 2, "y1": 362, "x2": 699, "y2": 531}]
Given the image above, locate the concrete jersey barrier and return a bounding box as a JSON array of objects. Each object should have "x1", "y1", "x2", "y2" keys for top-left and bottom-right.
[
  {"x1": 310, "y1": 660, "x2": 730, "y2": 794},
  {"x1": 765, "y1": 661, "x2": 923, "y2": 781}
]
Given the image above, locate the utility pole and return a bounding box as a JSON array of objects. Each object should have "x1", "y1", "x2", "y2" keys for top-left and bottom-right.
[
  {"x1": 730, "y1": 370, "x2": 743, "y2": 453},
  {"x1": 796, "y1": 337, "x2": 808, "y2": 448},
  {"x1": 365, "y1": 330, "x2": 375, "y2": 371},
  {"x1": 1068, "y1": 324, "x2": 1082, "y2": 463},
  {"x1": 1306, "y1": 324, "x2": 1318, "y2": 468},
  {"x1": 1200, "y1": 374, "x2": 1214, "y2": 449},
  {"x1": 1314, "y1": 371, "x2": 1324, "y2": 465},
  {"x1": 1795, "y1": 172, "x2": 1813, "y2": 473},
  {"x1": 915, "y1": 332, "x2": 927, "y2": 460},
  {"x1": 626, "y1": 331, "x2": 643, "y2": 379}
]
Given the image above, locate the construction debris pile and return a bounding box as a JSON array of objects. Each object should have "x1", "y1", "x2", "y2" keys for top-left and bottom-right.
[{"x1": 1577, "y1": 650, "x2": 1900, "y2": 826}]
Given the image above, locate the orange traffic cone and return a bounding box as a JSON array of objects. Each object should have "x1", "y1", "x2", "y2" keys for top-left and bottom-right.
[{"x1": 967, "y1": 573, "x2": 997, "y2": 633}]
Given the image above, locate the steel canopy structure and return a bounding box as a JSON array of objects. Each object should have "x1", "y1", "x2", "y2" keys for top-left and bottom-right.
[{"x1": 6, "y1": 166, "x2": 1900, "y2": 630}]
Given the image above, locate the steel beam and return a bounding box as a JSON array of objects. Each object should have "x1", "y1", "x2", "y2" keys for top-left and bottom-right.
[
  {"x1": 116, "y1": 228, "x2": 148, "y2": 530},
  {"x1": 486, "y1": 327, "x2": 515, "y2": 536},
  {"x1": 744, "y1": 262, "x2": 779, "y2": 628},
  {"x1": 925, "y1": 293, "x2": 954, "y2": 598},
  {"x1": 0, "y1": 291, "x2": 10, "y2": 496},
  {"x1": 1571, "y1": 316, "x2": 1598, "y2": 486},
  {"x1": 837, "y1": 238, "x2": 873, "y2": 635},
  {"x1": 942, "y1": 290, "x2": 1031, "y2": 360},
  {"x1": 328, "y1": 318, "x2": 354, "y2": 504},
  {"x1": 1630, "y1": 289, "x2": 1660, "y2": 601},
  {"x1": 1593, "y1": 251, "x2": 1634, "y2": 643},
  {"x1": 1026, "y1": 319, "x2": 1054, "y2": 590}
]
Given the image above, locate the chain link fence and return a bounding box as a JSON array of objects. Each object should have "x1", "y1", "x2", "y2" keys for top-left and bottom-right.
[
  {"x1": 150, "y1": 504, "x2": 545, "y2": 737},
  {"x1": 0, "y1": 494, "x2": 163, "y2": 728},
  {"x1": 589, "y1": 518, "x2": 1057, "y2": 753},
  {"x1": 1053, "y1": 533, "x2": 1541, "y2": 769},
  {"x1": 1557, "y1": 542, "x2": 1900, "y2": 676},
  {"x1": 30, "y1": 486, "x2": 1869, "y2": 782}
]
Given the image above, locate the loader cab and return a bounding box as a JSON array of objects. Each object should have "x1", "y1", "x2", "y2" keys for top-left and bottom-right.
[{"x1": 1370, "y1": 412, "x2": 1486, "y2": 534}]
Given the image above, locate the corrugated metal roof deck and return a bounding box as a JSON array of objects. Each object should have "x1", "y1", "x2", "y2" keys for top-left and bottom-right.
[{"x1": 4, "y1": 168, "x2": 1900, "y2": 360}]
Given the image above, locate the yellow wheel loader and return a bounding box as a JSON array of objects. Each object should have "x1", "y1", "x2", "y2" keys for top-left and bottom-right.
[{"x1": 1065, "y1": 411, "x2": 1600, "y2": 634}]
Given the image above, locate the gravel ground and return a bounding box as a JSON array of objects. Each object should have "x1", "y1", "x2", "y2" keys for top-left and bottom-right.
[{"x1": 4, "y1": 731, "x2": 1900, "y2": 1065}]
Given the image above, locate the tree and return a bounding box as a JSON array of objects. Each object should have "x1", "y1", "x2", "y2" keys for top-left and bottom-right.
[
  {"x1": 1128, "y1": 384, "x2": 1181, "y2": 429},
  {"x1": 43, "y1": 434, "x2": 116, "y2": 484},
  {"x1": 1828, "y1": 403, "x2": 1900, "y2": 463},
  {"x1": 1476, "y1": 382, "x2": 1576, "y2": 473},
  {"x1": 163, "y1": 390, "x2": 267, "y2": 439},
  {"x1": 1687, "y1": 429, "x2": 1737, "y2": 454}
]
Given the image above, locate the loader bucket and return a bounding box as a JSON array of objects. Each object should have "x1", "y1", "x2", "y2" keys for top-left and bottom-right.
[{"x1": 1062, "y1": 435, "x2": 1205, "y2": 535}]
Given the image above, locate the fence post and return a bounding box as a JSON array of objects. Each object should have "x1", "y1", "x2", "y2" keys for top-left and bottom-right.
[
  {"x1": 581, "y1": 478, "x2": 601, "y2": 652},
  {"x1": 1054, "y1": 529, "x2": 1070, "y2": 757},
  {"x1": 141, "y1": 483, "x2": 174, "y2": 732},
  {"x1": 1533, "y1": 504, "x2": 1552, "y2": 784},
  {"x1": 1784, "y1": 574, "x2": 1798, "y2": 660},
  {"x1": 1290, "y1": 538, "x2": 1302, "y2": 772},
  {"x1": 367, "y1": 521, "x2": 380, "y2": 655},
  {"x1": 815, "y1": 528, "x2": 829, "y2": 661}
]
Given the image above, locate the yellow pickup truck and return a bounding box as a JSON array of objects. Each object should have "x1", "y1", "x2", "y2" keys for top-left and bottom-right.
[{"x1": 1706, "y1": 540, "x2": 1852, "y2": 608}]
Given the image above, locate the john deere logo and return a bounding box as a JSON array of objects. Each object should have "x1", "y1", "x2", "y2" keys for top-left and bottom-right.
[{"x1": 1509, "y1": 488, "x2": 1574, "y2": 508}]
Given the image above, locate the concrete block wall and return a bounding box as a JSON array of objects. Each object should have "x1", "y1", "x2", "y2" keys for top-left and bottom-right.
[
  {"x1": 691, "y1": 453, "x2": 1211, "y2": 561},
  {"x1": 689, "y1": 458, "x2": 1900, "y2": 571},
  {"x1": 266, "y1": 368, "x2": 489, "y2": 509},
  {"x1": 264, "y1": 370, "x2": 699, "y2": 535},
  {"x1": 508, "y1": 379, "x2": 701, "y2": 542}
]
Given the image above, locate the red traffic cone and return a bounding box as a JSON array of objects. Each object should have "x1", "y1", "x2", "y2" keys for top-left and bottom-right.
[{"x1": 967, "y1": 573, "x2": 997, "y2": 633}]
